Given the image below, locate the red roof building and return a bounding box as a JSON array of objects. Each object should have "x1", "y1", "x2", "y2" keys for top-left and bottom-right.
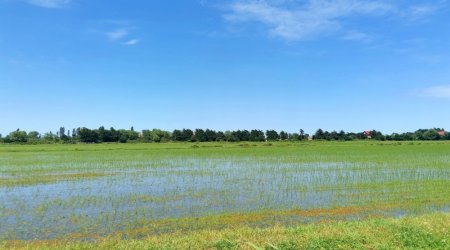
[{"x1": 437, "y1": 130, "x2": 446, "y2": 136}]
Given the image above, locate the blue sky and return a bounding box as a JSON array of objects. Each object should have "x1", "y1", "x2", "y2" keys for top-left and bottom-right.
[{"x1": 1, "y1": 0, "x2": 450, "y2": 135}]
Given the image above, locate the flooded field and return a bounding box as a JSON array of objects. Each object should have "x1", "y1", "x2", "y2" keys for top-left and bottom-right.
[{"x1": 1, "y1": 141, "x2": 449, "y2": 241}]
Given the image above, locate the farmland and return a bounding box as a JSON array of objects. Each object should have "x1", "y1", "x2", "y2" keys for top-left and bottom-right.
[{"x1": 1, "y1": 141, "x2": 449, "y2": 249}]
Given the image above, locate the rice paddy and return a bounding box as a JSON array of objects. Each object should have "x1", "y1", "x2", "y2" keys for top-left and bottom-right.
[{"x1": 1, "y1": 141, "x2": 449, "y2": 248}]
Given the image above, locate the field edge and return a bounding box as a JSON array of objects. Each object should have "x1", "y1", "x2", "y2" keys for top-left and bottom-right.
[{"x1": 2, "y1": 212, "x2": 449, "y2": 250}]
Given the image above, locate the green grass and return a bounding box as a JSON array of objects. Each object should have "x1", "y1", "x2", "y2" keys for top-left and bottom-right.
[
  {"x1": 0, "y1": 141, "x2": 449, "y2": 247},
  {"x1": 2, "y1": 212, "x2": 449, "y2": 249}
]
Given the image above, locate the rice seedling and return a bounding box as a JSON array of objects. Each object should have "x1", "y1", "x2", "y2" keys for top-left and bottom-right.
[{"x1": 0, "y1": 141, "x2": 449, "y2": 247}]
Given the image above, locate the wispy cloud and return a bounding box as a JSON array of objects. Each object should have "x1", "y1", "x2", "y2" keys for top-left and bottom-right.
[
  {"x1": 27, "y1": 0, "x2": 71, "y2": 8},
  {"x1": 106, "y1": 29, "x2": 129, "y2": 40},
  {"x1": 404, "y1": 4, "x2": 441, "y2": 21},
  {"x1": 223, "y1": 0, "x2": 443, "y2": 41},
  {"x1": 420, "y1": 85, "x2": 450, "y2": 99},
  {"x1": 104, "y1": 27, "x2": 141, "y2": 46},
  {"x1": 123, "y1": 39, "x2": 140, "y2": 46},
  {"x1": 224, "y1": 0, "x2": 394, "y2": 41}
]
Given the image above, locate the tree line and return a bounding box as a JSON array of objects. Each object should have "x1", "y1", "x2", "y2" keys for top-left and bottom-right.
[
  {"x1": 311, "y1": 128, "x2": 449, "y2": 141},
  {"x1": 0, "y1": 127, "x2": 448, "y2": 144}
]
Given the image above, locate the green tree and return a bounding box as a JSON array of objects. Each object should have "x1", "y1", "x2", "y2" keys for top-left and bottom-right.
[
  {"x1": 290, "y1": 133, "x2": 300, "y2": 141},
  {"x1": 370, "y1": 130, "x2": 385, "y2": 141},
  {"x1": 193, "y1": 129, "x2": 206, "y2": 142},
  {"x1": 391, "y1": 133, "x2": 404, "y2": 141},
  {"x1": 98, "y1": 126, "x2": 117, "y2": 142},
  {"x1": 79, "y1": 128, "x2": 99, "y2": 143},
  {"x1": 43, "y1": 132, "x2": 58, "y2": 143},
  {"x1": 181, "y1": 129, "x2": 194, "y2": 141},
  {"x1": 204, "y1": 129, "x2": 217, "y2": 141},
  {"x1": 249, "y1": 130, "x2": 265, "y2": 142},
  {"x1": 143, "y1": 129, "x2": 171, "y2": 142},
  {"x1": 330, "y1": 131, "x2": 338, "y2": 140},
  {"x1": 172, "y1": 129, "x2": 193, "y2": 141},
  {"x1": 216, "y1": 131, "x2": 226, "y2": 141},
  {"x1": 338, "y1": 130, "x2": 347, "y2": 141},
  {"x1": 238, "y1": 130, "x2": 250, "y2": 141},
  {"x1": 172, "y1": 130, "x2": 182, "y2": 141},
  {"x1": 279, "y1": 131, "x2": 289, "y2": 140},
  {"x1": 314, "y1": 129, "x2": 324, "y2": 140},
  {"x1": 299, "y1": 129, "x2": 305, "y2": 140},
  {"x1": 141, "y1": 130, "x2": 153, "y2": 142},
  {"x1": 127, "y1": 129, "x2": 139, "y2": 141},
  {"x1": 59, "y1": 127, "x2": 66, "y2": 138},
  {"x1": 266, "y1": 130, "x2": 280, "y2": 141},
  {"x1": 117, "y1": 129, "x2": 139, "y2": 143},
  {"x1": 119, "y1": 134, "x2": 128, "y2": 143},
  {"x1": 8, "y1": 129, "x2": 28, "y2": 143},
  {"x1": 27, "y1": 131, "x2": 41, "y2": 143},
  {"x1": 225, "y1": 131, "x2": 239, "y2": 142},
  {"x1": 423, "y1": 129, "x2": 440, "y2": 140}
]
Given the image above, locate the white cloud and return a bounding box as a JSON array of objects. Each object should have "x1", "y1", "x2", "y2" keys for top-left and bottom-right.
[
  {"x1": 223, "y1": 0, "x2": 444, "y2": 41},
  {"x1": 224, "y1": 0, "x2": 394, "y2": 41},
  {"x1": 421, "y1": 85, "x2": 450, "y2": 99},
  {"x1": 124, "y1": 39, "x2": 140, "y2": 46},
  {"x1": 106, "y1": 29, "x2": 129, "y2": 40},
  {"x1": 27, "y1": 0, "x2": 71, "y2": 8},
  {"x1": 104, "y1": 27, "x2": 141, "y2": 45},
  {"x1": 405, "y1": 4, "x2": 439, "y2": 20}
]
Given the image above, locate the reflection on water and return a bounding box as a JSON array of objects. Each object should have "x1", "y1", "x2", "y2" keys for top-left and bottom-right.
[{"x1": 1, "y1": 158, "x2": 449, "y2": 240}]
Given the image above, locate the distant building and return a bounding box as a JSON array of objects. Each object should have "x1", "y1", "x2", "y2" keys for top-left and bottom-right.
[
  {"x1": 437, "y1": 130, "x2": 446, "y2": 136},
  {"x1": 363, "y1": 131, "x2": 372, "y2": 139}
]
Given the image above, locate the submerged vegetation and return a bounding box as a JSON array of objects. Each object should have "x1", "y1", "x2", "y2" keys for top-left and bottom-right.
[{"x1": 0, "y1": 141, "x2": 449, "y2": 248}]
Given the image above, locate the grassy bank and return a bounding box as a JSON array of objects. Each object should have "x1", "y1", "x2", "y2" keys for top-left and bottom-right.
[{"x1": 3, "y1": 213, "x2": 449, "y2": 249}]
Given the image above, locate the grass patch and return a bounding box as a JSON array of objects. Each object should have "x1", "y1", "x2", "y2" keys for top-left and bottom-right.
[
  {"x1": 0, "y1": 172, "x2": 110, "y2": 187},
  {"x1": 2, "y1": 213, "x2": 449, "y2": 249}
]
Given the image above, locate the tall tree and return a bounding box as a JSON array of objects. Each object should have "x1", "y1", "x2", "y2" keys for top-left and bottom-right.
[
  {"x1": 216, "y1": 131, "x2": 226, "y2": 141},
  {"x1": 78, "y1": 128, "x2": 99, "y2": 143},
  {"x1": 290, "y1": 133, "x2": 300, "y2": 141},
  {"x1": 172, "y1": 130, "x2": 183, "y2": 141},
  {"x1": 59, "y1": 127, "x2": 66, "y2": 138},
  {"x1": 236, "y1": 130, "x2": 250, "y2": 141},
  {"x1": 423, "y1": 129, "x2": 440, "y2": 140},
  {"x1": 193, "y1": 129, "x2": 206, "y2": 142},
  {"x1": 338, "y1": 130, "x2": 347, "y2": 141},
  {"x1": 181, "y1": 129, "x2": 194, "y2": 141},
  {"x1": 266, "y1": 130, "x2": 280, "y2": 141},
  {"x1": 299, "y1": 129, "x2": 305, "y2": 140},
  {"x1": 27, "y1": 131, "x2": 41, "y2": 142},
  {"x1": 43, "y1": 132, "x2": 58, "y2": 143},
  {"x1": 280, "y1": 131, "x2": 288, "y2": 140},
  {"x1": 314, "y1": 129, "x2": 324, "y2": 140},
  {"x1": 249, "y1": 130, "x2": 265, "y2": 142},
  {"x1": 226, "y1": 131, "x2": 239, "y2": 142},
  {"x1": 8, "y1": 130, "x2": 28, "y2": 143},
  {"x1": 204, "y1": 129, "x2": 217, "y2": 141}
]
